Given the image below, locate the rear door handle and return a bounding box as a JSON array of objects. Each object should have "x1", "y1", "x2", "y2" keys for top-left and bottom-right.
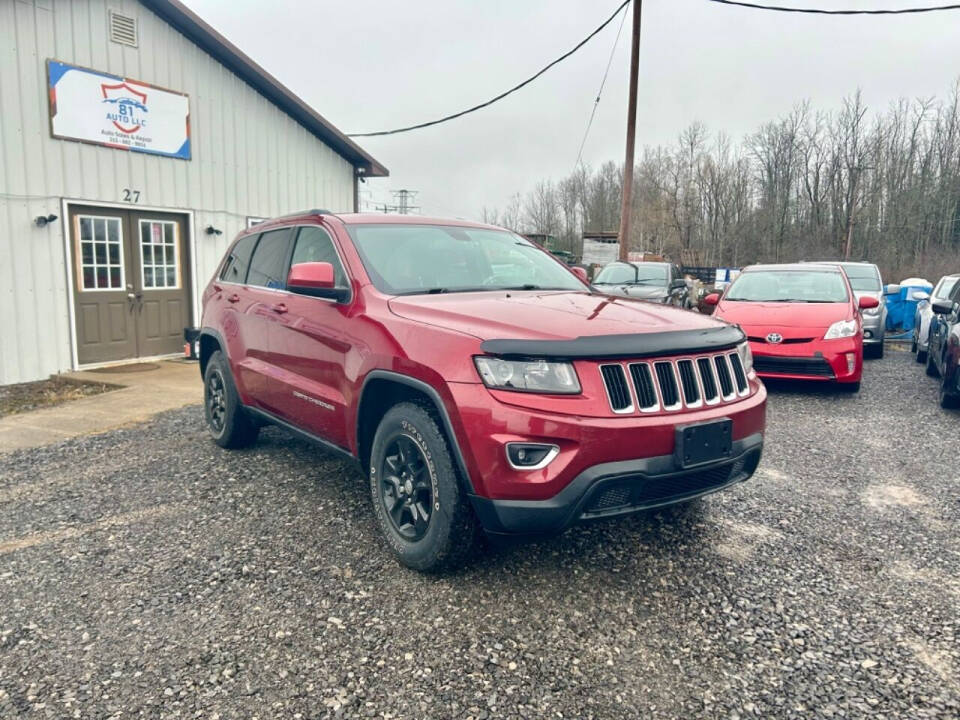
[
  {"x1": 227, "y1": 293, "x2": 240, "y2": 304},
  {"x1": 271, "y1": 303, "x2": 288, "y2": 314}
]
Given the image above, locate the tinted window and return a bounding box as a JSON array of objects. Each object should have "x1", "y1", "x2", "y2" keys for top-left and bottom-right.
[
  {"x1": 219, "y1": 233, "x2": 258, "y2": 283},
  {"x1": 247, "y1": 230, "x2": 291, "y2": 289},
  {"x1": 727, "y1": 270, "x2": 849, "y2": 303},
  {"x1": 291, "y1": 227, "x2": 348, "y2": 287},
  {"x1": 595, "y1": 263, "x2": 668, "y2": 286},
  {"x1": 840, "y1": 263, "x2": 881, "y2": 292}
]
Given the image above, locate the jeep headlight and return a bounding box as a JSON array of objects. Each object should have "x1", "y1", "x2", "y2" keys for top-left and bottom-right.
[
  {"x1": 736, "y1": 341, "x2": 753, "y2": 374},
  {"x1": 824, "y1": 319, "x2": 858, "y2": 340},
  {"x1": 474, "y1": 357, "x2": 581, "y2": 394}
]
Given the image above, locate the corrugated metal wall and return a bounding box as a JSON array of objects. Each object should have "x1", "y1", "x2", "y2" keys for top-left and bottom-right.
[{"x1": 0, "y1": 0, "x2": 357, "y2": 384}]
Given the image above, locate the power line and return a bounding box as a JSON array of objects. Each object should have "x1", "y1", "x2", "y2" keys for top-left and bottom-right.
[
  {"x1": 347, "y1": 0, "x2": 632, "y2": 138},
  {"x1": 705, "y1": 0, "x2": 960, "y2": 15},
  {"x1": 574, "y1": 1, "x2": 630, "y2": 172}
]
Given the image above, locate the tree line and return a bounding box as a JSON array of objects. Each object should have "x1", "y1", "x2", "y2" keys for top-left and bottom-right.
[{"x1": 482, "y1": 83, "x2": 960, "y2": 280}]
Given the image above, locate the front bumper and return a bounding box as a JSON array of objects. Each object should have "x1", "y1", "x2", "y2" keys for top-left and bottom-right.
[
  {"x1": 749, "y1": 337, "x2": 862, "y2": 383},
  {"x1": 472, "y1": 434, "x2": 763, "y2": 534},
  {"x1": 861, "y1": 312, "x2": 884, "y2": 344}
]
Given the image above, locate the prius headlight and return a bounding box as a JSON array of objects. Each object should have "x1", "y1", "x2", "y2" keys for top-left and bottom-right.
[
  {"x1": 824, "y1": 319, "x2": 858, "y2": 340},
  {"x1": 736, "y1": 341, "x2": 753, "y2": 374},
  {"x1": 474, "y1": 357, "x2": 581, "y2": 394}
]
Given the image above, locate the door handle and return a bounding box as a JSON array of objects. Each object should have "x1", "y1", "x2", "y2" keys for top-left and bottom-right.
[
  {"x1": 213, "y1": 283, "x2": 223, "y2": 293},
  {"x1": 227, "y1": 293, "x2": 240, "y2": 304},
  {"x1": 271, "y1": 303, "x2": 288, "y2": 314}
]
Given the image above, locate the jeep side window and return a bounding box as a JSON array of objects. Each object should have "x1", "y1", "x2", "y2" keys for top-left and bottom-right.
[
  {"x1": 219, "y1": 233, "x2": 259, "y2": 283},
  {"x1": 290, "y1": 227, "x2": 348, "y2": 288},
  {"x1": 247, "y1": 229, "x2": 292, "y2": 290}
]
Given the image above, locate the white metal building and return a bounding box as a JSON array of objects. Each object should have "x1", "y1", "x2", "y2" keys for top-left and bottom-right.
[{"x1": 0, "y1": 0, "x2": 387, "y2": 384}]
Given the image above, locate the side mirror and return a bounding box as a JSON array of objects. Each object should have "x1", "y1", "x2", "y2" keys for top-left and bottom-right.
[
  {"x1": 287, "y1": 262, "x2": 349, "y2": 302},
  {"x1": 931, "y1": 300, "x2": 955, "y2": 315},
  {"x1": 703, "y1": 293, "x2": 720, "y2": 306},
  {"x1": 885, "y1": 283, "x2": 901, "y2": 295},
  {"x1": 571, "y1": 266, "x2": 589, "y2": 284},
  {"x1": 858, "y1": 296, "x2": 880, "y2": 310}
]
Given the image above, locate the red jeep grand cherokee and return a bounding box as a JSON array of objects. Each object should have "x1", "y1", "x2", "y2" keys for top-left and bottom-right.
[{"x1": 200, "y1": 211, "x2": 766, "y2": 571}]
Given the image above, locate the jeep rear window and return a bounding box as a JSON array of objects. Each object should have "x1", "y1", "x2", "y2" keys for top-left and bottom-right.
[
  {"x1": 346, "y1": 224, "x2": 586, "y2": 296},
  {"x1": 219, "y1": 233, "x2": 258, "y2": 283}
]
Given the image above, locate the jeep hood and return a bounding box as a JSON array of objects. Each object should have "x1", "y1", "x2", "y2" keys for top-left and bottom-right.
[{"x1": 388, "y1": 290, "x2": 727, "y2": 343}]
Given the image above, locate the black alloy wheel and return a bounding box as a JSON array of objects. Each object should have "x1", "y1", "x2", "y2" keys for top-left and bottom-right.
[
  {"x1": 379, "y1": 434, "x2": 434, "y2": 541},
  {"x1": 206, "y1": 369, "x2": 227, "y2": 433}
]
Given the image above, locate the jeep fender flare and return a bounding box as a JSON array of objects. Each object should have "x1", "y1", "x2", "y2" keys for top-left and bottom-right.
[{"x1": 358, "y1": 370, "x2": 476, "y2": 495}]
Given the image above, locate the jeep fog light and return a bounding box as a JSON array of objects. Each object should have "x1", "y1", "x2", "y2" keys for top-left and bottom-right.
[{"x1": 505, "y1": 443, "x2": 559, "y2": 470}]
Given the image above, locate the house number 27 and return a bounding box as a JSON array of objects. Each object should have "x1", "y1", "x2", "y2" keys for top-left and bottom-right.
[{"x1": 122, "y1": 189, "x2": 141, "y2": 203}]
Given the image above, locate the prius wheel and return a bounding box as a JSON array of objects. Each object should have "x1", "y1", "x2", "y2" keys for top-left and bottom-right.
[
  {"x1": 204, "y1": 351, "x2": 259, "y2": 449},
  {"x1": 369, "y1": 402, "x2": 482, "y2": 572}
]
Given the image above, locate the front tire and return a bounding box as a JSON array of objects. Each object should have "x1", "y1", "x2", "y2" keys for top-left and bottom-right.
[
  {"x1": 926, "y1": 350, "x2": 940, "y2": 378},
  {"x1": 917, "y1": 348, "x2": 928, "y2": 364},
  {"x1": 369, "y1": 402, "x2": 482, "y2": 572},
  {"x1": 204, "y1": 351, "x2": 259, "y2": 448}
]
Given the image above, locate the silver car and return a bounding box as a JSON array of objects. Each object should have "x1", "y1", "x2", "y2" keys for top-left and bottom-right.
[
  {"x1": 913, "y1": 273, "x2": 960, "y2": 364},
  {"x1": 592, "y1": 261, "x2": 692, "y2": 308},
  {"x1": 807, "y1": 261, "x2": 891, "y2": 358}
]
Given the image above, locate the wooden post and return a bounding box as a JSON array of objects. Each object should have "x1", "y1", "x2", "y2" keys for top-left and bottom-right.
[{"x1": 618, "y1": 0, "x2": 642, "y2": 262}]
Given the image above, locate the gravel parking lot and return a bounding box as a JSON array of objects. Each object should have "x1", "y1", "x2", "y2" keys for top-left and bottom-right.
[{"x1": 1, "y1": 349, "x2": 957, "y2": 719}]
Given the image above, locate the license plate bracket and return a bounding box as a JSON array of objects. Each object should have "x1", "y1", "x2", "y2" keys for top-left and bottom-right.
[{"x1": 675, "y1": 418, "x2": 733, "y2": 468}]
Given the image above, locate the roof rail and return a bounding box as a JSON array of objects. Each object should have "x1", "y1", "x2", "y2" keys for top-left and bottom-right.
[{"x1": 277, "y1": 208, "x2": 333, "y2": 218}]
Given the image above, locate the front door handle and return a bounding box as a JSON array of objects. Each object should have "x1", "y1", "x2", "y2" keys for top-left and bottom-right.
[
  {"x1": 227, "y1": 293, "x2": 241, "y2": 304},
  {"x1": 271, "y1": 303, "x2": 288, "y2": 314}
]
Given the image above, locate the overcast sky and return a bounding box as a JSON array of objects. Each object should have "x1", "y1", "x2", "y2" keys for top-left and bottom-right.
[{"x1": 184, "y1": 0, "x2": 960, "y2": 220}]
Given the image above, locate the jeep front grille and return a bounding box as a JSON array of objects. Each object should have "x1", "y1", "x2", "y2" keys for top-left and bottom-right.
[{"x1": 599, "y1": 351, "x2": 750, "y2": 414}]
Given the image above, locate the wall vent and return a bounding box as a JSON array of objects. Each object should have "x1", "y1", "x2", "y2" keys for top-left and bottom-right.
[{"x1": 108, "y1": 10, "x2": 138, "y2": 47}]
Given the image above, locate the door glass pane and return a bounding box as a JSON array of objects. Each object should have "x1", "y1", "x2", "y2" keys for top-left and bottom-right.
[
  {"x1": 291, "y1": 227, "x2": 348, "y2": 287},
  {"x1": 77, "y1": 215, "x2": 124, "y2": 291},
  {"x1": 139, "y1": 220, "x2": 179, "y2": 289},
  {"x1": 247, "y1": 230, "x2": 291, "y2": 289}
]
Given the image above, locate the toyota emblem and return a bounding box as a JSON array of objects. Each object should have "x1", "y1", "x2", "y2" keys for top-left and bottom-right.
[{"x1": 766, "y1": 332, "x2": 783, "y2": 344}]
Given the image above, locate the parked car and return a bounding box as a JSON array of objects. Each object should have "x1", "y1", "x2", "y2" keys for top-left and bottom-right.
[
  {"x1": 923, "y1": 279, "x2": 960, "y2": 408},
  {"x1": 592, "y1": 261, "x2": 691, "y2": 307},
  {"x1": 804, "y1": 261, "x2": 889, "y2": 358},
  {"x1": 705, "y1": 263, "x2": 879, "y2": 392},
  {"x1": 913, "y1": 273, "x2": 960, "y2": 364},
  {"x1": 200, "y1": 211, "x2": 767, "y2": 571}
]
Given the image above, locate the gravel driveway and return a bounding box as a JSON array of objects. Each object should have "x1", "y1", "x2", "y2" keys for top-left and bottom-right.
[{"x1": 1, "y1": 349, "x2": 957, "y2": 719}]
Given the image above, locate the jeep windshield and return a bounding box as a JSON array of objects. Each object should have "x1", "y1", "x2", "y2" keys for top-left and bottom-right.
[
  {"x1": 346, "y1": 224, "x2": 587, "y2": 296},
  {"x1": 726, "y1": 270, "x2": 850, "y2": 303}
]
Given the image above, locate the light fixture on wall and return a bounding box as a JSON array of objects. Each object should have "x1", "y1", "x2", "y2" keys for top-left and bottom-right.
[
  {"x1": 34, "y1": 214, "x2": 58, "y2": 227},
  {"x1": 205, "y1": 225, "x2": 222, "y2": 236}
]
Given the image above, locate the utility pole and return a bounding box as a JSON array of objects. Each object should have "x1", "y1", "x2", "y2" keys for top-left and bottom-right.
[
  {"x1": 617, "y1": 0, "x2": 642, "y2": 262},
  {"x1": 392, "y1": 189, "x2": 420, "y2": 215}
]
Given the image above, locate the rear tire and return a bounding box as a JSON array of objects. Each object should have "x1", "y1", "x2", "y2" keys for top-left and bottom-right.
[
  {"x1": 369, "y1": 402, "x2": 483, "y2": 572},
  {"x1": 204, "y1": 351, "x2": 260, "y2": 448}
]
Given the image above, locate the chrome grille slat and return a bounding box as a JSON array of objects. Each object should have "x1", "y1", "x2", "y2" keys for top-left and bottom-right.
[
  {"x1": 628, "y1": 363, "x2": 659, "y2": 411},
  {"x1": 599, "y1": 350, "x2": 750, "y2": 414},
  {"x1": 654, "y1": 361, "x2": 681, "y2": 411},
  {"x1": 599, "y1": 364, "x2": 634, "y2": 413}
]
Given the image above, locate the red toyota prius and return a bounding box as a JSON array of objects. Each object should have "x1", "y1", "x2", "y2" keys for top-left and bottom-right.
[{"x1": 705, "y1": 264, "x2": 879, "y2": 392}]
